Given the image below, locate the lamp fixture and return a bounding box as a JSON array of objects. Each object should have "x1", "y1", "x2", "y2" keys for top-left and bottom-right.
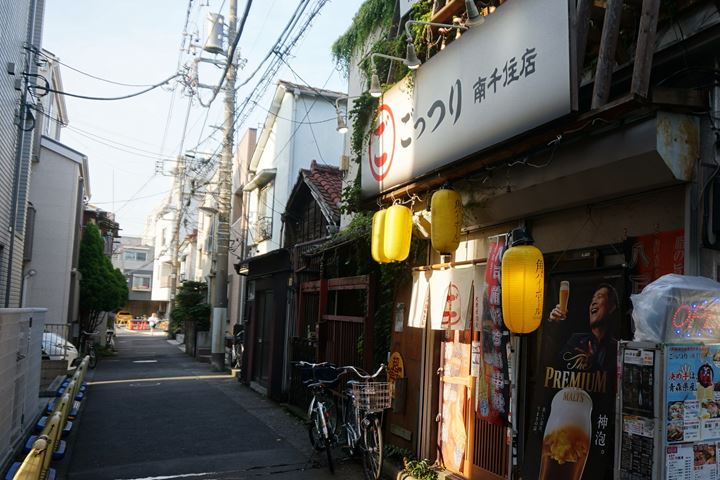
[
  {"x1": 335, "y1": 97, "x2": 348, "y2": 133},
  {"x1": 368, "y1": 52, "x2": 412, "y2": 97},
  {"x1": 464, "y1": 0, "x2": 485, "y2": 27}
]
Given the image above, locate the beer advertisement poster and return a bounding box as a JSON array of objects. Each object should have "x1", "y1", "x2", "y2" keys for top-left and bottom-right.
[{"x1": 523, "y1": 269, "x2": 625, "y2": 480}]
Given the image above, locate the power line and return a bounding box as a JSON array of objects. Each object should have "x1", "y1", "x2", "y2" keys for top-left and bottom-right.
[
  {"x1": 92, "y1": 189, "x2": 171, "y2": 205},
  {"x1": 30, "y1": 73, "x2": 180, "y2": 101},
  {"x1": 34, "y1": 49, "x2": 160, "y2": 87},
  {"x1": 29, "y1": 106, "x2": 177, "y2": 161}
]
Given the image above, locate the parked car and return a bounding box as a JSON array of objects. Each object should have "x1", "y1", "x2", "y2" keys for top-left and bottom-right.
[
  {"x1": 116, "y1": 310, "x2": 133, "y2": 326},
  {"x1": 41, "y1": 332, "x2": 78, "y2": 371}
]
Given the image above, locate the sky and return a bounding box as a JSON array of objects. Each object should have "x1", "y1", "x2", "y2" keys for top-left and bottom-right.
[{"x1": 42, "y1": 0, "x2": 363, "y2": 237}]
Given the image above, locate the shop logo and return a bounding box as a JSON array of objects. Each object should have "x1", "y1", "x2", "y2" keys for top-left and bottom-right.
[
  {"x1": 368, "y1": 104, "x2": 396, "y2": 182},
  {"x1": 442, "y1": 282, "x2": 461, "y2": 327}
]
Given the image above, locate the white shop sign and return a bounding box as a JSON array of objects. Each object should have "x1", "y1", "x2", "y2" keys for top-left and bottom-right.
[{"x1": 362, "y1": 0, "x2": 576, "y2": 197}]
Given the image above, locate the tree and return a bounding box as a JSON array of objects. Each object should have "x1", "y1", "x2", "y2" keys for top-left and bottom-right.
[
  {"x1": 78, "y1": 223, "x2": 128, "y2": 333},
  {"x1": 169, "y1": 281, "x2": 211, "y2": 333}
]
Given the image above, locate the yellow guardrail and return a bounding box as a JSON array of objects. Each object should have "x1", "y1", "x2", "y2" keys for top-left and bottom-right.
[
  {"x1": 11, "y1": 355, "x2": 92, "y2": 479},
  {"x1": 12, "y1": 436, "x2": 48, "y2": 480}
]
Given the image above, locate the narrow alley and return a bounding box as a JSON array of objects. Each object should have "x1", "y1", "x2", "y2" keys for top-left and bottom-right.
[{"x1": 63, "y1": 330, "x2": 364, "y2": 480}]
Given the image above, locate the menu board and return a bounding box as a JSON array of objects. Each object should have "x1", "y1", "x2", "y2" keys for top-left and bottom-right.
[
  {"x1": 666, "y1": 345, "x2": 720, "y2": 444},
  {"x1": 623, "y1": 348, "x2": 655, "y2": 415},
  {"x1": 667, "y1": 444, "x2": 694, "y2": 480},
  {"x1": 620, "y1": 415, "x2": 655, "y2": 479},
  {"x1": 666, "y1": 442, "x2": 720, "y2": 480}
]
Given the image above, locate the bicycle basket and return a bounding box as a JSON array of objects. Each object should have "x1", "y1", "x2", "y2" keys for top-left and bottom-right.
[
  {"x1": 299, "y1": 364, "x2": 341, "y2": 389},
  {"x1": 351, "y1": 382, "x2": 393, "y2": 413}
]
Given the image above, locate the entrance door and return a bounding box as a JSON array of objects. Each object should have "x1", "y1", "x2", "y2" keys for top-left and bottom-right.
[
  {"x1": 438, "y1": 330, "x2": 473, "y2": 475},
  {"x1": 252, "y1": 290, "x2": 274, "y2": 387}
]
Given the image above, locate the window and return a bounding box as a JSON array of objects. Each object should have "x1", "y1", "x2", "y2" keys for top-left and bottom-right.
[
  {"x1": 131, "y1": 274, "x2": 151, "y2": 291},
  {"x1": 23, "y1": 205, "x2": 36, "y2": 262},
  {"x1": 123, "y1": 250, "x2": 147, "y2": 262}
]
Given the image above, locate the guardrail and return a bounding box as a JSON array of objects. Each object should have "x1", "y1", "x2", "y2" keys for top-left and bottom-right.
[{"x1": 6, "y1": 356, "x2": 90, "y2": 480}]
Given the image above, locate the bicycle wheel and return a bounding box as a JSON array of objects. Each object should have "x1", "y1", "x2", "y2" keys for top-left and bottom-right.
[
  {"x1": 88, "y1": 348, "x2": 97, "y2": 369},
  {"x1": 308, "y1": 409, "x2": 324, "y2": 451},
  {"x1": 361, "y1": 416, "x2": 383, "y2": 480},
  {"x1": 308, "y1": 399, "x2": 338, "y2": 450}
]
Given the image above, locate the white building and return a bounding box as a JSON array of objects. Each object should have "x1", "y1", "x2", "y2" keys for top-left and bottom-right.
[
  {"x1": 25, "y1": 137, "x2": 88, "y2": 325},
  {"x1": 243, "y1": 80, "x2": 345, "y2": 258}
]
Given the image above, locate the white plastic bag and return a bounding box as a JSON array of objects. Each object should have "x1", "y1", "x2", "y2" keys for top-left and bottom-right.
[{"x1": 631, "y1": 274, "x2": 720, "y2": 343}]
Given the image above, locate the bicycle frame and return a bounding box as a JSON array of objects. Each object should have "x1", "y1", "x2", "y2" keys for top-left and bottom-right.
[{"x1": 307, "y1": 392, "x2": 331, "y2": 440}]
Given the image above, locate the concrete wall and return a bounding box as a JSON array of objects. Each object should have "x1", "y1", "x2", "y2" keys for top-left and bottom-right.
[{"x1": 0, "y1": 308, "x2": 46, "y2": 471}]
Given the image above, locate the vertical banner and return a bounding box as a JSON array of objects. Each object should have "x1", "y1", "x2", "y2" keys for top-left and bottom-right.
[
  {"x1": 524, "y1": 269, "x2": 625, "y2": 480},
  {"x1": 476, "y1": 236, "x2": 510, "y2": 425},
  {"x1": 628, "y1": 228, "x2": 684, "y2": 294}
]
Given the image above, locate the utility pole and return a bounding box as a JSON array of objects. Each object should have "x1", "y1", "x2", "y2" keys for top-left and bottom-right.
[
  {"x1": 168, "y1": 154, "x2": 186, "y2": 326},
  {"x1": 211, "y1": 0, "x2": 236, "y2": 371}
]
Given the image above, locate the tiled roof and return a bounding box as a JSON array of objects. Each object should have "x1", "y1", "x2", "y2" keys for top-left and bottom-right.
[{"x1": 302, "y1": 160, "x2": 343, "y2": 224}]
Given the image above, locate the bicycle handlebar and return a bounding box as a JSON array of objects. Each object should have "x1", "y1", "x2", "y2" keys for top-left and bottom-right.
[
  {"x1": 341, "y1": 364, "x2": 386, "y2": 380},
  {"x1": 296, "y1": 361, "x2": 335, "y2": 368}
]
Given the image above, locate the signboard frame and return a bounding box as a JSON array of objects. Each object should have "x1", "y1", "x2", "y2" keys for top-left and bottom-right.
[{"x1": 362, "y1": 0, "x2": 578, "y2": 197}]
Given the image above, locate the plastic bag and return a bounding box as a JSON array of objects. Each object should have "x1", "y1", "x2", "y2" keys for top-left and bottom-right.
[{"x1": 631, "y1": 274, "x2": 720, "y2": 343}]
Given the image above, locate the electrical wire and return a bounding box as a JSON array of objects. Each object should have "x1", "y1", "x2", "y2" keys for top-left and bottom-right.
[
  {"x1": 28, "y1": 106, "x2": 178, "y2": 161},
  {"x1": 249, "y1": 99, "x2": 336, "y2": 124},
  {"x1": 30, "y1": 73, "x2": 181, "y2": 101},
  {"x1": 186, "y1": 0, "x2": 322, "y2": 160},
  {"x1": 33, "y1": 49, "x2": 159, "y2": 88},
  {"x1": 91, "y1": 189, "x2": 172, "y2": 205}
]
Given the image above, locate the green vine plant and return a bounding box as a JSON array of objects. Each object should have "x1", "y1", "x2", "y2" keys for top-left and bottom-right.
[
  {"x1": 331, "y1": 0, "x2": 433, "y2": 366},
  {"x1": 402, "y1": 458, "x2": 439, "y2": 480},
  {"x1": 340, "y1": 91, "x2": 377, "y2": 214}
]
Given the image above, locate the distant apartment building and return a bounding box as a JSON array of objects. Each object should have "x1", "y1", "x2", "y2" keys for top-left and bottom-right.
[{"x1": 112, "y1": 236, "x2": 160, "y2": 316}]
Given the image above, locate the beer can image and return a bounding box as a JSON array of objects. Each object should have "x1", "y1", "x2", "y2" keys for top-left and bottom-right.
[{"x1": 539, "y1": 388, "x2": 593, "y2": 480}]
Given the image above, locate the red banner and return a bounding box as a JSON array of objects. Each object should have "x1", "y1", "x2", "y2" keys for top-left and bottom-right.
[
  {"x1": 476, "y1": 236, "x2": 510, "y2": 426},
  {"x1": 628, "y1": 229, "x2": 684, "y2": 294}
]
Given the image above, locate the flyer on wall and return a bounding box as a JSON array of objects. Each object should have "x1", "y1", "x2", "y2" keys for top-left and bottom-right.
[{"x1": 666, "y1": 345, "x2": 720, "y2": 444}]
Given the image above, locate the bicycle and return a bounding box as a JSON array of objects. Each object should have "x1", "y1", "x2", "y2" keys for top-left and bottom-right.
[
  {"x1": 337, "y1": 364, "x2": 391, "y2": 480},
  {"x1": 78, "y1": 330, "x2": 99, "y2": 369},
  {"x1": 298, "y1": 361, "x2": 342, "y2": 473},
  {"x1": 105, "y1": 329, "x2": 116, "y2": 351},
  {"x1": 298, "y1": 362, "x2": 391, "y2": 479},
  {"x1": 231, "y1": 330, "x2": 244, "y2": 370}
]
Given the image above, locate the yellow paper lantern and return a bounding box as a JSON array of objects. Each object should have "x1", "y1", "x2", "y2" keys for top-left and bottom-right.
[
  {"x1": 501, "y1": 244, "x2": 544, "y2": 334},
  {"x1": 383, "y1": 204, "x2": 413, "y2": 262},
  {"x1": 431, "y1": 188, "x2": 463, "y2": 254},
  {"x1": 371, "y1": 209, "x2": 391, "y2": 263}
]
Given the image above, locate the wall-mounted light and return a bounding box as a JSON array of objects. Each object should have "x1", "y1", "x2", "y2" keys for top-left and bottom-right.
[
  {"x1": 404, "y1": 19, "x2": 477, "y2": 70},
  {"x1": 465, "y1": 0, "x2": 485, "y2": 27},
  {"x1": 368, "y1": 52, "x2": 411, "y2": 98},
  {"x1": 335, "y1": 97, "x2": 348, "y2": 134}
]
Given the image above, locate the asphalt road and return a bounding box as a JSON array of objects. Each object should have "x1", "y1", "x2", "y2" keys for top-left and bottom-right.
[{"x1": 63, "y1": 330, "x2": 364, "y2": 480}]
